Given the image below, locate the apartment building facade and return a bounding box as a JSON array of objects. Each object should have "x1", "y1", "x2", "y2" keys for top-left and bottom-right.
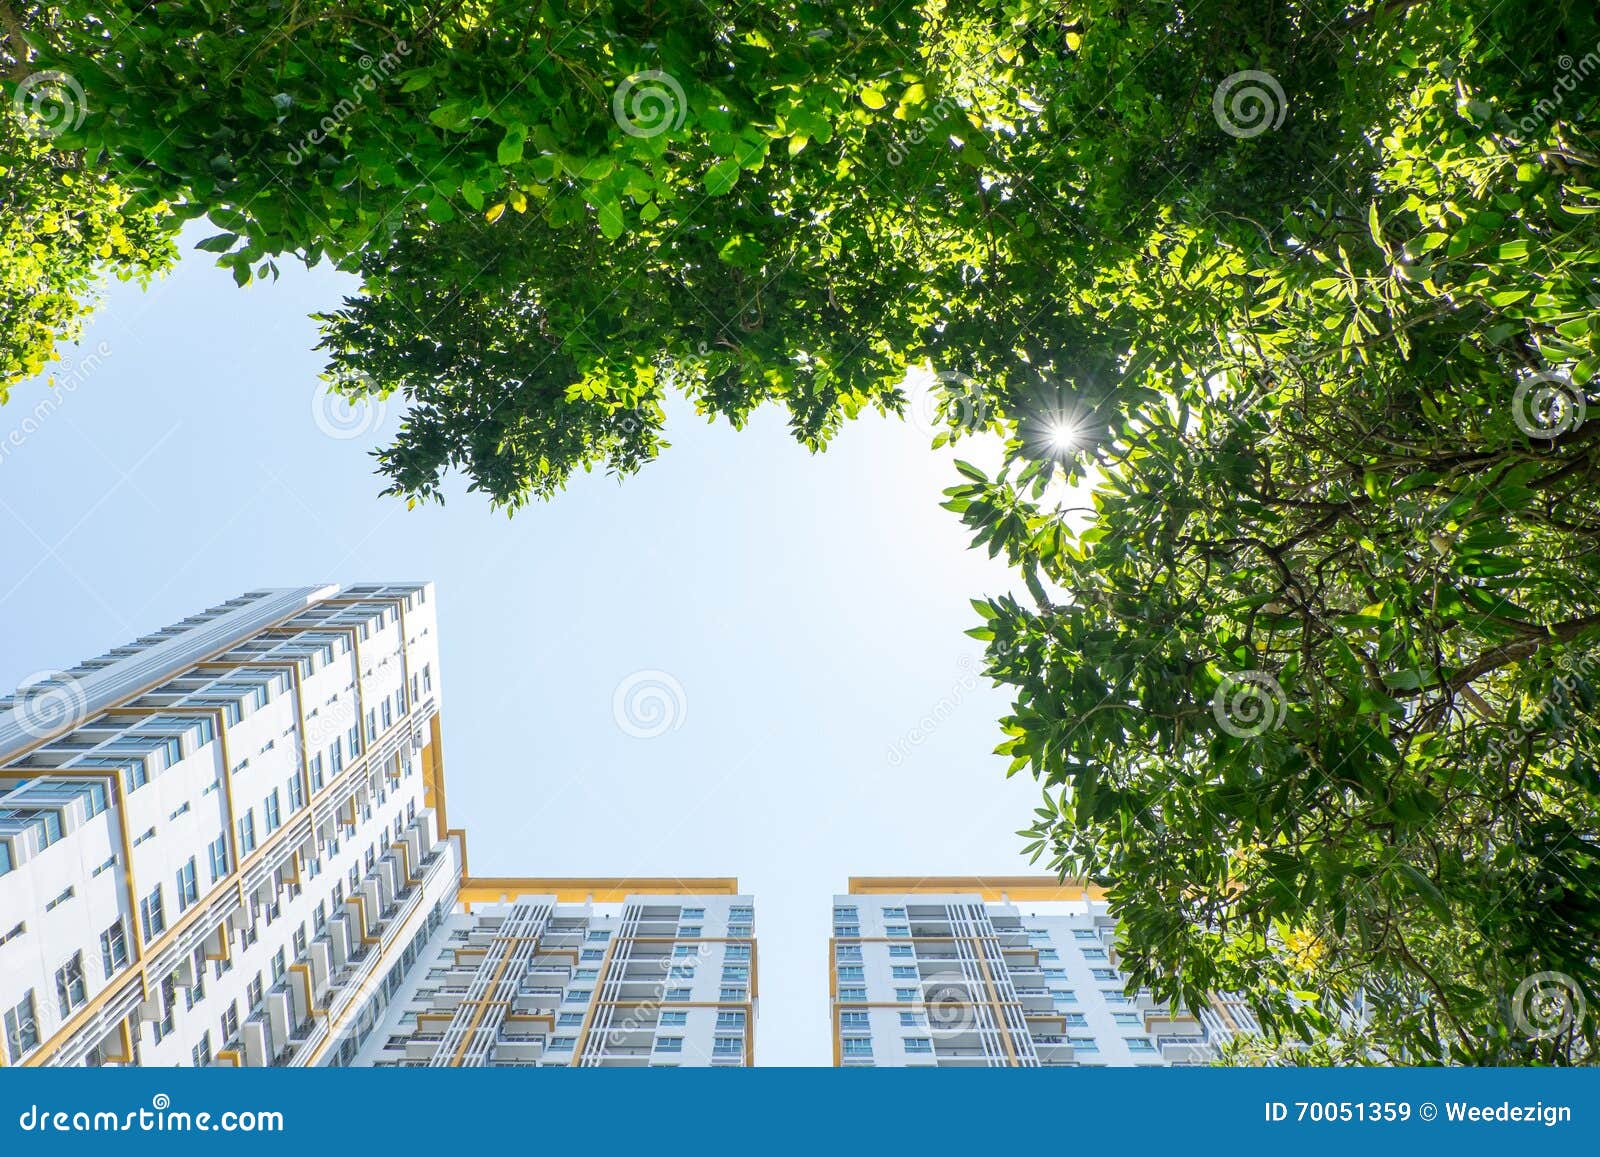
[
  {"x1": 0, "y1": 583, "x2": 451, "y2": 1068},
  {"x1": 348, "y1": 885, "x2": 756, "y2": 1067},
  {"x1": 0, "y1": 583, "x2": 757, "y2": 1069},
  {"x1": 829, "y1": 878, "x2": 1254, "y2": 1067}
]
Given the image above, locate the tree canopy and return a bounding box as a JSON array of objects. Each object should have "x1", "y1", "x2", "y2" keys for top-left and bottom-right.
[{"x1": 7, "y1": 0, "x2": 1600, "y2": 1062}]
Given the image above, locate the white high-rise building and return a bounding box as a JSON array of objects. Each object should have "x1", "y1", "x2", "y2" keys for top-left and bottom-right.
[
  {"x1": 348, "y1": 885, "x2": 757, "y2": 1067},
  {"x1": 0, "y1": 584, "x2": 755, "y2": 1069},
  {"x1": 829, "y1": 878, "x2": 1251, "y2": 1067}
]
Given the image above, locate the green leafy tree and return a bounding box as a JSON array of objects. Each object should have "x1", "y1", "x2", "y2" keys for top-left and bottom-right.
[
  {"x1": 0, "y1": 4, "x2": 173, "y2": 398},
  {"x1": 19, "y1": 0, "x2": 1600, "y2": 1062}
]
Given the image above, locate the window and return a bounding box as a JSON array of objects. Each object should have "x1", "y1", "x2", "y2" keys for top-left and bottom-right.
[
  {"x1": 898, "y1": 1012, "x2": 926, "y2": 1027},
  {"x1": 658, "y1": 1011, "x2": 687, "y2": 1027},
  {"x1": 678, "y1": 925, "x2": 701, "y2": 938},
  {"x1": 548, "y1": 1037, "x2": 575, "y2": 1051},
  {"x1": 838, "y1": 987, "x2": 866, "y2": 1002},
  {"x1": 565, "y1": 989, "x2": 593, "y2": 1003},
  {"x1": 842, "y1": 1037, "x2": 873, "y2": 1057},
  {"x1": 1112, "y1": 1012, "x2": 1141, "y2": 1026},
  {"x1": 287, "y1": 774, "x2": 305, "y2": 811},
  {"x1": 679, "y1": 907, "x2": 704, "y2": 919},
  {"x1": 152, "y1": 975, "x2": 177, "y2": 1043},
  {"x1": 221, "y1": 1001, "x2": 239, "y2": 1041},
  {"x1": 728, "y1": 905, "x2": 752, "y2": 921},
  {"x1": 891, "y1": 966, "x2": 917, "y2": 979},
  {"x1": 716, "y1": 1010, "x2": 747, "y2": 1029},
  {"x1": 556, "y1": 1013, "x2": 584, "y2": 1027},
  {"x1": 585, "y1": 931, "x2": 610, "y2": 943},
  {"x1": 839, "y1": 1011, "x2": 870, "y2": 1030},
  {"x1": 139, "y1": 885, "x2": 166, "y2": 941},
  {"x1": 247, "y1": 974, "x2": 264, "y2": 1010},
  {"x1": 888, "y1": 945, "x2": 914, "y2": 959},
  {"x1": 835, "y1": 945, "x2": 862, "y2": 961},
  {"x1": 664, "y1": 988, "x2": 691, "y2": 1002},
  {"x1": 721, "y1": 965, "x2": 748, "y2": 982},
  {"x1": 719, "y1": 987, "x2": 747, "y2": 1002},
  {"x1": 4, "y1": 992, "x2": 39, "y2": 1062},
  {"x1": 99, "y1": 920, "x2": 129, "y2": 978},
  {"x1": 833, "y1": 906, "x2": 859, "y2": 920},
  {"x1": 1126, "y1": 1037, "x2": 1156, "y2": 1052},
  {"x1": 308, "y1": 753, "x2": 325, "y2": 792},
  {"x1": 207, "y1": 835, "x2": 229, "y2": 884},
  {"x1": 192, "y1": 1032, "x2": 213, "y2": 1068},
  {"x1": 903, "y1": 1037, "x2": 932, "y2": 1053},
  {"x1": 1073, "y1": 929, "x2": 1099, "y2": 941},
  {"x1": 885, "y1": 925, "x2": 910, "y2": 938},
  {"x1": 833, "y1": 924, "x2": 861, "y2": 938},
  {"x1": 236, "y1": 809, "x2": 257, "y2": 855},
  {"x1": 1052, "y1": 990, "x2": 1079, "y2": 1005},
  {"x1": 1091, "y1": 968, "x2": 1118, "y2": 981},
  {"x1": 881, "y1": 907, "x2": 906, "y2": 919},
  {"x1": 712, "y1": 1035, "x2": 742, "y2": 1055},
  {"x1": 1081, "y1": 948, "x2": 1106, "y2": 961},
  {"x1": 894, "y1": 988, "x2": 918, "y2": 1002},
  {"x1": 837, "y1": 966, "x2": 864, "y2": 982},
  {"x1": 1040, "y1": 948, "x2": 1062, "y2": 960},
  {"x1": 724, "y1": 944, "x2": 751, "y2": 961},
  {"x1": 1064, "y1": 1013, "x2": 1088, "y2": 1027},
  {"x1": 175, "y1": 857, "x2": 199, "y2": 912},
  {"x1": 654, "y1": 1037, "x2": 683, "y2": 1053},
  {"x1": 264, "y1": 789, "x2": 282, "y2": 833},
  {"x1": 44, "y1": 886, "x2": 74, "y2": 911},
  {"x1": 1069, "y1": 1036, "x2": 1099, "y2": 1052},
  {"x1": 54, "y1": 952, "x2": 87, "y2": 1018},
  {"x1": 580, "y1": 948, "x2": 604, "y2": 962}
]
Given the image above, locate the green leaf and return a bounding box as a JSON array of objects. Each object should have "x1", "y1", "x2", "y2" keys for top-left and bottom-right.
[{"x1": 703, "y1": 158, "x2": 741, "y2": 196}]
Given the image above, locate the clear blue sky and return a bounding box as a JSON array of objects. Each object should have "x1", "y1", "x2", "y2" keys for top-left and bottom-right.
[{"x1": 0, "y1": 227, "x2": 1045, "y2": 1065}]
